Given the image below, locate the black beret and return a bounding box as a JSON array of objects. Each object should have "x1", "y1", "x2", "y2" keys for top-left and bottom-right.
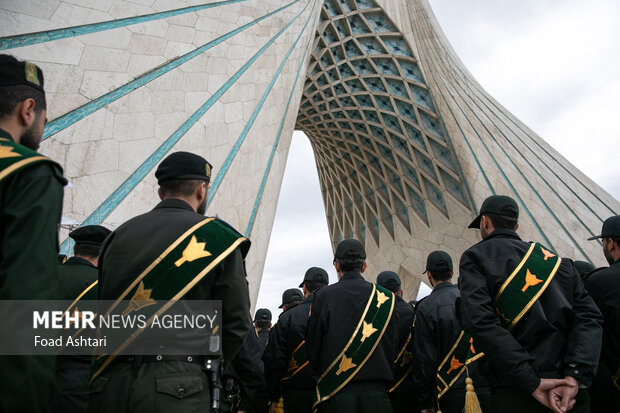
[
  {"x1": 377, "y1": 271, "x2": 401, "y2": 288},
  {"x1": 587, "y1": 215, "x2": 620, "y2": 240},
  {"x1": 69, "y1": 225, "x2": 111, "y2": 247},
  {"x1": 334, "y1": 239, "x2": 366, "y2": 260},
  {"x1": 299, "y1": 266, "x2": 329, "y2": 288},
  {"x1": 155, "y1": 151, "x2": 212, "y2": 184},
  {"x1": 0, "y1": 54, "x2": 45, "y2": 92}
]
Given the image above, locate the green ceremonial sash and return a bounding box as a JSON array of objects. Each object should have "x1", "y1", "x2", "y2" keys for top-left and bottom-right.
[
  {"x1": 57, "y1": 280, "x2": 100, "y2": 353},
  {"x1": 436, "y1": 242, "x2": 561, "y2": 399},
  {"x1": 0, "y1": 137, "x2": 57, "y2": 182},
  {"x1": 281, "y1": 340, "x2": 309, "y2": 381},
  {"x1": 389, "y1": 331, "x2": 413, "y2": 392},
  {"x1": 90, "y1": 217, "x2": 249, "y2": 381},
  {"x1": 313, "y1": 284, "x2": 395, "y2": 409}
]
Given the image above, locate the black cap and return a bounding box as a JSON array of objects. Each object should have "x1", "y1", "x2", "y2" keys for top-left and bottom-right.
[
  {"x1": 254, "y1": 308, "x2": 272, "y2": 322},
  {"x1": 573, "y1": 261, "x2": 595, "y2": 278},
  {"x1": 279, "y1": 288, "x2": 303, "y2": 308},
  {"x1": 587, "y1": 215, "x2": 620, "y2": 240},
  {"x1": 376, "y1": 271, "x2": 401, "y2": 288},
  {"x1": 69, "y1": 225, "x2": 111, "y2": 247},
  {"x1": 155, "y1": 151, "x2": 212, "y2": 184},
  {"x1": 468, "y1": 195, "x2": 519, "y2": 229},
  {"x1": 425, "y1": 250, "x2": 453, "y2": 272},
  {"x1": 299, "y1": 267, "x2": 329, "y2": 288},
  {"x1": 0, "y1": 54, "x2": 45, "y2": 92},
  {"x1": 334, "y1": 239, "x2": 366, "y2": 260}
]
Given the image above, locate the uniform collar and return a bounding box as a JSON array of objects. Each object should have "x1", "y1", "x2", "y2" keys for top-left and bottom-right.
[
  {"x1": 66, "y1": 256, "x2": 96, "y2": 268},
  {"x1": 481, "y1": 228, "x2": 521, "y2": 242},
  {"x1": 154, "y1": 198, "x2": 195, "y2": 212},
  {"x1": 339, "y1": 272, "x2": 363, "y2": 281},
  {"x1": 431, "y1": 281, "x2": 456, "y2": 293},
  {"x1": 304, "y1": 295, "x2": 314, "y2": 304},
  {"x1": 0, "y1": 128, "x2": 15, "y2": 142}
]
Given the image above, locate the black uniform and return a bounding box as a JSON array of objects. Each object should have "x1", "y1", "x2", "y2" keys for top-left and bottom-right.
[
  {"x1": 459, "y1": 229, "x2": 603, "y2": 411},
  {"x1": 584, "y1": 259, "x2": 620, "y2": 411},
  {"x1": 0, "y1": 127, "x2": 65, "y2": 413},
  {"x1": 57, "y1": 256, "x2": 98, "y2": 300},
  {"x1": 306, "y1": 272, "x2": 398, "y2": 412},
  {"x1": 389, "y1": 295, "x2": 416, "y2": 413},
  {"x1": 257, "y1": 327, "x2": 270, "y2": 352},
  {"x1": 411, "y1": 282, "x2": 488, "y2": 412},
  {"x1": 264, "y1": 295, "x2": 315, "y2": 413},
  {"x1": 90, "y1": 198, "x2": 251, "y2": 413}
]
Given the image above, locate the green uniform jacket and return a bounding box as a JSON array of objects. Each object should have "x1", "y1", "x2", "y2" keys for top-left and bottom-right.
[
  {"x1": 0, "y1": 128, "x2": 66, "y2": 412},
  {"x1": 97, "y1": 198, "x2": 251, "y2": 364},
  {"x1": 57, "y1": 256, "x2": 98, "y2": 300}
]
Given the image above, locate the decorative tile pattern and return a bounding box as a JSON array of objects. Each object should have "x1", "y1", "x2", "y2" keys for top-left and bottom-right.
[{"x1": 296, "y1": 0, "x2": 469, "y2": 245}]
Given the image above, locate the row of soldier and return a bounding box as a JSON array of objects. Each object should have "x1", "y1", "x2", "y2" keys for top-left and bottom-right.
[{"x1": 1, "y1": 53, "x2": 619, "y2": 413}]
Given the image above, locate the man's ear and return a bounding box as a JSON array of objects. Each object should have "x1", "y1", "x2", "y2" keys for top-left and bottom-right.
[
  {"x1": 360, "y1": 261, "x2": 368, "y2": 273},
  {"x1": 17, "y1": 98, "x2": 37, "y2": 127},
  {"x1": 196, "y1": 181, "x2": 206, "y2": 200},
  {"x1": 157, "y1": 187, "x2": 164, "y2": 200},
  {"x1": 333, "y1": 260, "x2": 340, "y2": 273}
]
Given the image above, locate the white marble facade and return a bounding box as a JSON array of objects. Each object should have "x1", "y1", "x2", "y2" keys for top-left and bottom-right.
[{"x1": 2, "y1": 0, "x2": 617, "y2": 305}]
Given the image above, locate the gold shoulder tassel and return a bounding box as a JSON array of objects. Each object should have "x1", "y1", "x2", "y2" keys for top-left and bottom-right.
[{"x1": 464, "y1": 376, "x2": 482, "y2": 413}]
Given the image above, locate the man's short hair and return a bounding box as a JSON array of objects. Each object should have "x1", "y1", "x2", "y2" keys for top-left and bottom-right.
[
  {"x1": 73, "y1": 243, "x2": 101, "y2": 260},
  {"x1": 159, "y1": 179, "x2": 203, "y2": 198},
  {"x1": 335, "y1": 257, "x2": 365, "y2": 273},
  {"x1": 429, "y1": 269, "x2": 452, "y2": 282},
  {"x1": 484, "y1": 213, "x2": 518, "y2": 230},
  {"x1": 0, "y1": 85, "x2": 46, "y2": 118},
  {"x1": 382, "y1": 283, "x2": 400, "y2": 294},
  {"x1": 304, "y1": 279, "x2": 327, "y2": 294}
]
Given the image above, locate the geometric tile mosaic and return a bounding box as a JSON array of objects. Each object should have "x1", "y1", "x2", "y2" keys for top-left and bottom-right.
[{"x1": 296, "y1": 0, "x2": 470, "y2": 245}]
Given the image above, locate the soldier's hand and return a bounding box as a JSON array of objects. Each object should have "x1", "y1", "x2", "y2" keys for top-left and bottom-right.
[
  {"x1": 268, "y1": 401, "x2": 278, "y2": 413},
  {"x1": 548, "y1": 376, "x2": 579, "y2": 413},
  {"x1": 531, "y1": 378, "x2": 570, "y2": 413}
]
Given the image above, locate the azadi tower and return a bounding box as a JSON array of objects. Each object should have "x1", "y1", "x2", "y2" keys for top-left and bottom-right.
[{"x1": 2, "y1": 0, "x2": 617, "y2": 302}]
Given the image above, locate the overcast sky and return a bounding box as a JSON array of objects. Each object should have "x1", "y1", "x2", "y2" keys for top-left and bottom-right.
[{"x1": 253, "y1": 0, "x2": 620, "y2": 318}]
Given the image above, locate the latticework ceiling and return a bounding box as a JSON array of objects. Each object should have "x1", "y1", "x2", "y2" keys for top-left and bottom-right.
[{"x1": 296, "y1": 0, "x2": 471, "y2": 246}]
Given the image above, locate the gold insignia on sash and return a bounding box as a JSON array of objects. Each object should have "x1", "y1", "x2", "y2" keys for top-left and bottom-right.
[
  {"x1": 0, "y1": 146, "x2": 21, "y2": 159},
  {"x1": 540, "y1": 247, "x2": 555, "y2": 261},
  {"x1": 522, "y1": 269, "x2": 543, "y2": 293},
  {"x1": 400, "y1": 350, "x2": 412, "y2": 367},
  {"x1": 376, "y1": 291, "x2": 389, "y2": 308},
  {"x1": 361, "y1": 321, "x2": 378, "y2": 342},
  {"x1": 336, "y1": 355, "x2": 357, "y2": 375},
  {"x1": 446, "y1": 355, "x2": 464, "y2": 374},
  {"x1": 123, "y1": 281, "x2": 156, "y2": 315},
  {"x1": 174, "y1": 235, "x2": 211, "y2": 267},
  {"x1": 469, "y1": 337, "x2": 476, "y2": 354},
  {"x1": 289, "y1": 358, "x2": 298, "y2": 371}
]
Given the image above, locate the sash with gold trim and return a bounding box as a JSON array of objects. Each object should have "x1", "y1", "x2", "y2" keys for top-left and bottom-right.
[
  {"x1": 389, "y1": 331, "x2": 413, "y2": 393},
  {"x1": 57, "y1": 280, "x2": 100, "y2": 354},
  {"x1": 313, "y1": 284, "x2": 395, "y2": 409},
  {"x1": 281, "y1": 340, "x2": 309, "y2": 381},
  {"x1": 436, "y1": 242, "x2": 561, "y2": 398},
  {"x1": 90, "y1": 217, "x2": 250, "y2": 382},
  {"x1": 0, "y1": 137, "x2": 61, "y2": 182}
]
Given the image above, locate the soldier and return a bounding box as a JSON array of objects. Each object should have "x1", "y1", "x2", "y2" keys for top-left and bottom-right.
[
  {"x1": 0, "y1": 54, "x2": 66, "y2": 412},
  {"x1": 573, "y1": 261, "x2": 596, "y2": 282},
  {"x1": 306, "y1": 239, "x2": 398, "y2": 413},
  {"x1": 375, "y1": 271, "x2": 416, "y2": 413},
  {"x1": 459, "y1": 195, "x2": 602, "y2": 413},
  {"x1": 584, "y1": 215, "x2": 620, "y2": 412},
  {"x1": 264, "y1": 267, "x2": 329, "y2": 413},
  {"x1": 89, "y1": 151, "x2": 251, "y2": 413},
  {"x1": 411, "y1": 251, "x2": 488, "y2": 413},
  {"x1": 254, "y1": 308, "x2": 272, "y2": 352},
  {"x1": 52, "y1": 225, "x2": 110, "y2": 413},
  {"x1": 57, "y1": 225, "x2": 111, "y2": 300}
]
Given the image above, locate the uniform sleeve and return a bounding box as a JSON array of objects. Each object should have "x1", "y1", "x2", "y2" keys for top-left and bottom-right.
[
  {"x1": 214, "y1": 248, "x2": 251, "y2": 366},
  {"x1": 0, "y1": 163, "x2": 63, "y2": 300},
  {"x1": 563, "y1": 261, "x2": 602, "y2": 386},
  {"x1": 263, "y1": 317, "x2": 289, "y2": 402},
  {"x1": 458, "y1": 250, "x2": 540, "y2": 394},
  {"x1": 411, "y1": 308, "x2": 438, "y2": 409},
  {"x1": 306, "y1": 290, "x2": 326, "y2": 377},
  {"x1": 232, "y1": 330, "x2": 266, "y2": 411}
]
